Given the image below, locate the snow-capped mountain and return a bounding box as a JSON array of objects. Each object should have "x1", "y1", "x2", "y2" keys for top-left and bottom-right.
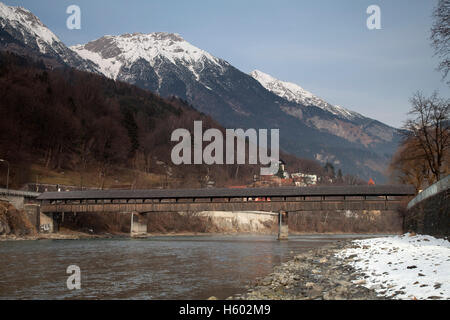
[
  {"x1": 71, "y1": 32, "x2": 235, "y2": 103},
  {"x1": 71, "y1": 33, "x2": 400, "y2": 182},
  {"x1": 70, "y1": 32, "x2": 267, "y2": 120},
  {"x1": 72, "y1": 32, "x2": 227, "y2": 82},
  {"x1": 250, "y1": 70, "x2": 362, "y2": 121},
  {"x1": 0, "y1": 2, "x2": 97, "y2": 72},
  {"x1": 0, "y1": 2, "x2": 402, "y2": 181}
]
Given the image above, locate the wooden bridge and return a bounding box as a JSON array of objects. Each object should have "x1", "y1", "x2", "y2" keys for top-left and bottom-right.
[{"x1": 37, "y1": 185, "x2": 415, "y2": 239}]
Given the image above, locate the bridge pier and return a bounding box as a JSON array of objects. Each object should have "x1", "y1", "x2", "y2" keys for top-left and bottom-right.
[
  {"x1": 38, "y1": 212, "x2": 56, "y2": 233},
  {"x1": 130, "y1": 212, "x2": 147, "y2": 236},
  {"x1": 278, "y1": 211, "x2": 288, "y2": 240}
]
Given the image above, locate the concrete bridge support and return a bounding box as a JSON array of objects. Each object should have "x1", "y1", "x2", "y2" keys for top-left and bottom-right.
[
  {"x1": 130, "y1": 212, "x2": 147, "y2": 236},
  {"x1": 278, "y1": 211, "x2": 288, "y2": 240},
  {"x1": 24, "y1": 204, "x2": 40, "y2": 231},
  {"x1": 39, "y1": 212, "x2": 55, "y2": 233}
]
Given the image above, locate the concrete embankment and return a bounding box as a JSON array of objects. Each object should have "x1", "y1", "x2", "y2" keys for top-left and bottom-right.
[
  {"x1": 194, "y1": 211, "x2": 276, "y2": 233},
  {"x1": 144, "y1": 211, "x2": 277, "y2": 234}
]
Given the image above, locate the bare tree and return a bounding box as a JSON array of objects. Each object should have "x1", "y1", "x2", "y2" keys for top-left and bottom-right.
[
  {"x1": 389, "y1": 136, "x2": 430, "y2": 192},
  {"x1": 402, "y1": 91, "x2": 449, "y2": 183},
  {"x1": 431, "y1": 0, "x2": 450, "y2": 84}
]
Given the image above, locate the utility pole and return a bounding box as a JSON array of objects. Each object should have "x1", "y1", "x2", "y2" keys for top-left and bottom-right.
[{"x1": 0, "y1": 159, "x2": 10, "y2": 190}]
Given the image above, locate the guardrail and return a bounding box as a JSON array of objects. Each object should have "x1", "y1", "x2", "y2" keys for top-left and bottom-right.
[{"x1": 407, "y1": 175, "x2": 450, "y2": 209}]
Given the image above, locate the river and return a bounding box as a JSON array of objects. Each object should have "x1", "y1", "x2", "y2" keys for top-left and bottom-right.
[{"x1": 0, "y1": 234, "x2": 375, "y2": 300}]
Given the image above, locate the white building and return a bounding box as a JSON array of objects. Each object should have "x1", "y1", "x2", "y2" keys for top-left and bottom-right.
[{"x1": 291, "y1": 172, "x2": 318, "y2": 186}]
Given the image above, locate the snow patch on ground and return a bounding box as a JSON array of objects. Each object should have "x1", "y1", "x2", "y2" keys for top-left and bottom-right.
[{"x1": 336, "y1": 233, "x2": 450, "y2": 300}]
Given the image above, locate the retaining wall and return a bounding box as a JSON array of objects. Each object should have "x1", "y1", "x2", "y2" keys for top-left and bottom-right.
[{"x1": 405, "y1": 175, "x2": 449, "y2": 238}]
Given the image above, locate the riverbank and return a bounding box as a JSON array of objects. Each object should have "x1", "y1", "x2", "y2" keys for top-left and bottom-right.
[
  {"x1": 0, "y1": 230, "x2": 399, "y2": 241},
  {"x1": 0, "y1": 230, "x2": 258, "y2": 241},
  {"x1": 231, "y1": 234, "x2": 450, "y2": 300},
  {"x1": 337, "y1": 233, "x2": 450, "y2": 300},
  {"x1": 230, "y1": 240, "x2": 384, "y2": 300},
  {"x1": 0, "y1": 228, "x2": 123, "y2": 241}
]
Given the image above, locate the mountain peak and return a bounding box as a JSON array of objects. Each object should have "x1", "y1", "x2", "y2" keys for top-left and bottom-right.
[
  {"x1": 0, "y1": 1, "x2": 100, "y2": 72},
  {"x1": 0, "y1": 2, "x2": 30, "y2": 18},
  {"x1": 0, "y1": 1, "x2": 59, "y2": 51},
  {"x1": 106, "y1": 32, "x2": 185, "y2": 43},
  {"x1": 71, "y1": 31, "x2": 225, "y2": 80}
]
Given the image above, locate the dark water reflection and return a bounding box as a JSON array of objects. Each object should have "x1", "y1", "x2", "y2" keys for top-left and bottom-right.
[{"x1": 0, "y1": 234, "x2": 376, "y2": 300}]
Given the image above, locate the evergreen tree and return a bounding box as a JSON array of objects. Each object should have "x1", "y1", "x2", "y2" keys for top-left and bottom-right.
[{"x1": 324, "y1": 162, "x2": 335, "y2": 178}]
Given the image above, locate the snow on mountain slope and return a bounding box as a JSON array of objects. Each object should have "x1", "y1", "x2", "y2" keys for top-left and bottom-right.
[
  {"x1": 0, "y1": 2, "x2": 59, "y2": 53},
  {"x1": 0, "y1": 2, "x2": 98, "y2": 72},
  {"x1": 72, "y1": 32, "x2": 362, "y2": 124},
  {"x1": 71, "y1": 32, "x2": 227, "y2": 83},
  {"x1": 70, "y1": 32, "x2": 401, "y2": 181},
  {"x1": 250, "y1": 70, "x2": 362, "y2": 120}
]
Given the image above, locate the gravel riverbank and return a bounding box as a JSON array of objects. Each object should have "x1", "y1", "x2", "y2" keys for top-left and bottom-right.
[{"x1": 230, "y1": 240, "x2": 387, "y2": 300}]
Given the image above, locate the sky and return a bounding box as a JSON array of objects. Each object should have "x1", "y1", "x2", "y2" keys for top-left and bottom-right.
[{"x1": 3, "y1": 0, "x2": 449, "y2": 128}]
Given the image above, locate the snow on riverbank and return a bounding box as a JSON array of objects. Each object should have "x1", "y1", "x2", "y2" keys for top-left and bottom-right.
[{"x1": 336, "y1": 234, "x2": 450, "y2": 300}]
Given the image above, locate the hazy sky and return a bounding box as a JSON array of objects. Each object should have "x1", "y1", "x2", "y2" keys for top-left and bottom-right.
[{"x1": 3, "y1": 0, "x2": 449, "y2": 128}]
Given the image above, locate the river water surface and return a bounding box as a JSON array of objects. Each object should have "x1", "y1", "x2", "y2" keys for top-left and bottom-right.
[{"x1": 0, "y1": 234, "x2": 374, "y2": 299}]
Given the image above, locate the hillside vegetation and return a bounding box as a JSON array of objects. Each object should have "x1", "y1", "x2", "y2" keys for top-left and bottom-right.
[{"x1": 0, "y1": 52, "x2": 324, "y2": 189}]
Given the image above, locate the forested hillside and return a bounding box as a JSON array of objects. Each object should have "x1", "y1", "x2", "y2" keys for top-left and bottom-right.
[{"x1": 0, "y1": 52, "x2": 324, "y2": 189}]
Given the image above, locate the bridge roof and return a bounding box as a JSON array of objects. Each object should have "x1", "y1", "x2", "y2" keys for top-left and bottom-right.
[{"x1": 37, "y1": 185, "x2": 416, "y2": 201}]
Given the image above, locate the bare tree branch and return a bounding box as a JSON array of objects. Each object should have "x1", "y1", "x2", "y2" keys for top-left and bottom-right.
[
  {"x1": 397, "y1": 91, "x2": 450, "y2": 185},
  {"x1": 431, "y1": 0, "x2": 450, "y2": 84}
]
